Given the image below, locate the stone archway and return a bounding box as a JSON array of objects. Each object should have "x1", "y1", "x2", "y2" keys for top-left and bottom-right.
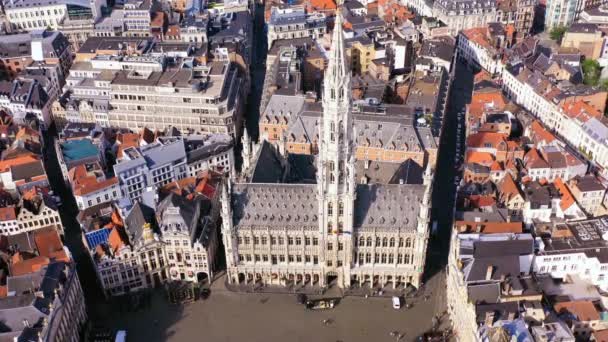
[{"x1": 326, "y1": 271, "x2": 339, "y2": 288}]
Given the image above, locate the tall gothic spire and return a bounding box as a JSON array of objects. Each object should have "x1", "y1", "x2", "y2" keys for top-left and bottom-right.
[{"x1": 323, "y1": 0, "x2": 350, "y2": 103}]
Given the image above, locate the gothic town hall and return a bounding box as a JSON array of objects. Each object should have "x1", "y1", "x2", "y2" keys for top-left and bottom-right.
[{"x1": 220, "y1": 8, "x2": 433, "y2": 290}]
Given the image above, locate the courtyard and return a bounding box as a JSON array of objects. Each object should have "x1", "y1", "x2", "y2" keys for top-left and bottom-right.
[{"x1": 100, "y1": 272, "x2": 448, "y2": 342}]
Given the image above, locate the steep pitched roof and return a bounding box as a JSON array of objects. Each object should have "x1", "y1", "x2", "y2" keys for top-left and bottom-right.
[
  {"x1": 527, "y1": 120, "x2": 556, "y2": 145},
  {"x1": 554, "y1": 301, "x2": 600, "y2": 322},
  {"x1": 499, "y1": 173, "x2": 523, "y2": 201},
  {"x1": 466, "y1": 132, "x2": 509, "y2": 149},
  {"x1": 465, "y1": 151, "x2": 495, "y2": 165},
  {"x1": 554, "y1": 177, "x2": 576, "y2": 211}
]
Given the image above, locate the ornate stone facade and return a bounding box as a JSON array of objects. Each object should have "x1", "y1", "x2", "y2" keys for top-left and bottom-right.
[{"x1": 221, "y1": 6, "x2": 433, "y2": 290}]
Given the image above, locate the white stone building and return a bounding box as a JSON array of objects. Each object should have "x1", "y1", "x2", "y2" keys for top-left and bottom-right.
[
  {"x1": 534, "y1": 217, "x2": 608, "y2": 292},
  {"x1": 267, "y1": 6, "x2": 327, "y2": 49},
  {"x1": 113, "y1": 138, "x2": 188, "y2": 203},
  {"x1": 184, "y1": 134, "x2": 234, "y2": 177},
  {"x1": 222, "y1": 9, "x2": 432, "y2": 290},
  {"x1": 4, "y1": 0, "x2": 105, "y2": 32},
  {"x1": 157, "y1": 193, "x2": 220, "y2": 283},
  {"x1": 433, "y1": 0, "x2": 497, "y2": 36}
]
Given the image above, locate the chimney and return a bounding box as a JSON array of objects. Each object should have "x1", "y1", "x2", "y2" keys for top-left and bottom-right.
[{"x1": 485, "y1": 265, "x2": 494, "y2": 280}]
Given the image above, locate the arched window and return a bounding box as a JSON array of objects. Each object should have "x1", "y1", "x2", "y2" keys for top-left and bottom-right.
[
  {"x1": 375, "y1": 237, "x2": 381, "y2": 247},
  {"x1": 330, "y1": 173, "x2": 335, "y2": 183},
  {"x1": 389, "y1": 237, "x2": 395, "y2": 247},
  {"x1": 381, "y1": 253, "x2": 387, "y2": 263},
  {"x1": 388, "y1": 254, "x2": 394, "y2": 263},
  {"x1": 338, "y1": 202, "x2": 344, "y2": 216},
  {"x1": 382, "y1": 237, "x2": 388, "y2": 247},
  {"x1": 405, "y1": 238, "x2": 412, "y2": 248},
  {"x1": 359, "y1": 236, "x2": 365, "y2": 246},
  {"x1": 405, "y1": 254, "x2": 411, "y2": 264},
  {"x1": 328, "y1": 203, "x2": 333, "y2": 216},
  {"x1": 399, "y1": 238, "x2": 404, "y2": 247},
  {"x1": 366, "y1": 237, "x2": 372, "y2": 247}
]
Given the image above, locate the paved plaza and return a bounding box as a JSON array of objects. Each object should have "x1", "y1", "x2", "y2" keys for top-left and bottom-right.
[{"x1": 102, "y1": 272, "x2": 447, "y2": 342}]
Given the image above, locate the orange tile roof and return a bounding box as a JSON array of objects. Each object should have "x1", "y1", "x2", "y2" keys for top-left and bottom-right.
[
  {"x1": 554, "y1": 177, "x2": 576, "y2": 211},
  {"x1": 309, "y1": 0, "x2": 336, "y2": 10},
  {"x1": 524, "y1": 148, "x2": 549, "y2": 169},
  {"x1": 108, "y1": 227, "x2": 126, "y2": 253},
  {"x1": 528, "y1": 121, "x2": 556, "y2": 144},
  {"x1": 11, "y1": 256, "x2": 50, "y2": 276},
  {"x1": 465, "y1": 151, "x2": 495, "y2": 165},
  {"x1": 474, "y1": 70, "x2": 492, "y2": 83},
  {"x1": 561, "y1": 100, "x2": 602, "y2": 122},
  {"x1": 462, "y1": 27, "x2": 492, "y2": 50},
  {"x1": 69, "y1": 164, "x2": 118, "y2": 196},
  {"x1": 490, "y1": 161, "x2": 503, "y2": 171},
  {"x1": 454, "y1": 221, "x2": 523, "y2": 234},
  {"x1": 499, "y1": 173, "x2": 522, "y2": 200},
  {"x1": 468, "y1": 195, "x2": 496, "y2": 208},
  {"x1": 0, "y1": 155, "x2": 39, "y2": 173},
  {"x1": 34, "y1": 227, "x2": 65, "y2": 258},
  {"x1": 116, "y1": 133, "x2": 140, "y2": 158},
  {"x1": 554, "y1": 301, "x2": 600, "y2": 322},
  {"x1": 468, "y1": 91, "x2": 507, "y2": 120},
  {"x1": 0, "y1": 206, "x2": 16, "y2": 222},
  {"x1": 467, "y1": 132, "x2": 509, "y2": 149},
  {"x1": 593, "y1": 330, "x2": 608, "y2": 342}
]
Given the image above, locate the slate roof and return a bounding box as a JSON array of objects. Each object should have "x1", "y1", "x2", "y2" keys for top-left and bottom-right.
[
  {"x1": 353, "y1": 184, "x2": 424, "y2": 231},
  {"x1": 232, "y1": 183, "x2": 319, "y2": 228},
  {"x1": 356, "y1": 159, "x2": 424, "y2": 184},
  {"x1": 125, "y1": 202, "x2": 158, "y2": 243},
  {"x1": 156, "y1": 193, "x2": 214, "y2": 247}
]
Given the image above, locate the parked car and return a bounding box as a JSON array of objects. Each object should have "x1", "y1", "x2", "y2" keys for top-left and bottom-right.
[
  {"x1": 305, "y1": 298, "x2": 338, "y2": 310},
  {"x1": 392, "y1": 296, "x2": 401, "y2": 309}
]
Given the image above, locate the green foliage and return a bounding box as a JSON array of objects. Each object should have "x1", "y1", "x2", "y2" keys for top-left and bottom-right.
[
  {"x1": 550, "y1": 26, "x2": 567, "y2": 42},
  {"x1": 582, "y1": 59, "x2": 601, "y2": 86}
]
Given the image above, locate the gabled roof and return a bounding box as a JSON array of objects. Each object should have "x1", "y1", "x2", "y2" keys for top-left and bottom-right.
[
  {"x1": 499, "y1": 173, "x2": 523, "y2": 201},
  {"x1": 527, "y1": 120, "x2": 556, "y2": 145},
  {"x1": 524, "y1": 148, "x2": 549, "y2": 169},
  {"x1": 466, "y1": 132, "x2": 509, "y2": 149},
  {"x1": 554, "y1": 177, "x2": 576, "y2": 211}
]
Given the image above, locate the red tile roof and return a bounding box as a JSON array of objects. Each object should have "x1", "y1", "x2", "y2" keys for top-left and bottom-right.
[
  {"x1": 528, "y1": 121, "x2": 556, "y2": 145},
  {"x1": 462, "y1": 27, "x2": 491, "y2": 50},
  {"x1": 69, "y1": 164, "x2": 118, "y2": 196},
  {"x1": 554, "y1": 177, "x2": 576, "y2": 211},
  {"x1": 468, "y1": 195, "x2": 496, "y2": 208},
  {"x1": 561, "y1": 100, "x2": 602, "y2": 122},
  {"x1": 0, "y1": 155, "x2": 39, "y2": 173},
  {"x1": 467, "y1": 132, "x2": 509, "y2": 149},
  {"x1": 454, "y1": 221, "x2": 523, "y2": 234},
  {"x1": 554, "y1": 301, "x2": 600, "y2": 322},
  {"x1": 468, "y1": 91, "x2": 507, "y2": 121},
  {"x1": 465, "y1": 151, "x2": 495, "y2": 165},
  {"x1": 0, "y1": 206, "x2": 16, "y2": 222}
]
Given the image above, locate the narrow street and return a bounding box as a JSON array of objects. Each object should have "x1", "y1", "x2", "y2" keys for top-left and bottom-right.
[
  {"x1": 42, "y1": 126, "x2": 106, "y2": 312},
  {"x1": 244, "y1": 2, "x2": 268, "y2": 140},
  {"x1": 424, "y1": 59, "x2": 474, "y2": 279}
]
